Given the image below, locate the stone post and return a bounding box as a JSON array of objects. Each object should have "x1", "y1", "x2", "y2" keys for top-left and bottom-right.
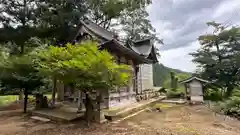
[
  {"x1": 77, "y1": 91, "x2": 83, "y2": 113},
  {"x1": 94, "y1": 91, "x2": 107, "y2": 123}
]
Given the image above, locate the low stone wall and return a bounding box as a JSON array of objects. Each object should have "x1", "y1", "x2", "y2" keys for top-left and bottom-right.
[
  {"x1": 109, "y1": 93, "x2": 136, "y2": 108},
  {"x1": 136, "y1": 89, "x2": 160, "y2": 101}
]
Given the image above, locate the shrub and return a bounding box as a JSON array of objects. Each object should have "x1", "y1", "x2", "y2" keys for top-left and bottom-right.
[
  {"x1": 204, "y1": 89, "x2": 223, "y2": 101},
  {"x1": 215, "y1": 96, "x2": 240, "y2": 118},
  {"x1": 232, "y1": 89, "x2": 240, "y2": 97},
  {"x1": 0, "y1": 95, "x2": 18, "y2": 106},
  {"x1": 159, "y1": 87, "x2": 167, "y2": 93},
  {"x1": 166, "y1": 90, "x2": 184, "y2": 98}
]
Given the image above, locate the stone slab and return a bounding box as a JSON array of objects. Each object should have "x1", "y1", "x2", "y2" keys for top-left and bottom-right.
[
  {"x1": 31, "y1": 108, "x2": 84, "y2": 122},
  {"x1": 161, "y1": 99, "x2": 186, "y2": 104},
  {"x1": 104, "y1": 96, "x2": 166, "y2": 121},
  {"x1": 31, "y1": 116, "x2": 51, "y2": 122}
]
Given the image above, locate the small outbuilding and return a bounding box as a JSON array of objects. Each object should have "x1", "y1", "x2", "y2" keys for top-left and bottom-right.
[{"x1": 179, "y1": 76, "x2": 209, "y2": 103}]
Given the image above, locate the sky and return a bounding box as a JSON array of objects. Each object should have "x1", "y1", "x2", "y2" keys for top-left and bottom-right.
[{"x1": 147, "y1": 0, "x2": 240, "y2": 72}]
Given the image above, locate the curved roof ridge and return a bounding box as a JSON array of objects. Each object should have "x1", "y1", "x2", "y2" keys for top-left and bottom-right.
[
  {"x1": 133, "y1": 37, "x2": 153, "y2": 44},
  {"x1": 132, "y1": 39, "x2": 153, "y2": 57},
  {"x1": 80, "y1": 19, "x2": 114, "y2": 41},
  {"x1": 179, "y1": 76, "x2": 210, "y2": 84}
]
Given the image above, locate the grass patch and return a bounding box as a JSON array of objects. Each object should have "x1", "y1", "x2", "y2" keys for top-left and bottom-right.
[
  {"x1": 0, "y1": 94, "x2": 52, "y2": 106},
  {"x1": 177, "y1": 125, "x2": 201, "y2": 135},
  {"x1": 153, "y1": 103, "x2": 173, "y2": 109},
  {"x1": 0, "y1": 95, "x2": 18, "y2": 106},
  {"x1": 104, "y1": 107, "x2": 122, "y2": 115}
]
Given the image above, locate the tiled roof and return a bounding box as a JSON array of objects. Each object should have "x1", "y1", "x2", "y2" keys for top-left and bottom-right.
[
  {"x1": 126, "y1": 38, "x2": 158, "y2": 62},
  {"x1": 73, "y1": 19, "x2": 158, "y2": 63},
  {"x1": 80, "y1": 19, "x2": 114, "y2": 41},
  {"x1": 179, "y1": 77, "x2": 210, "y2": 84}
]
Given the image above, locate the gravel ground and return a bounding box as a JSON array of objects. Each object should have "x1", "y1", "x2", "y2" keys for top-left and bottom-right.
[{"x1": 0, "y1": 104, "x2": 240, "y2": 135}]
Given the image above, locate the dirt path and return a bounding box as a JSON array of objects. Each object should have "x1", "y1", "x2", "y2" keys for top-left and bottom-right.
[
  {"x1": 123, "y1": 105, "x2": 240, "y2": 135},
  {"x1": 0, "y1": 105, "x2": 240, "y2": 135}
]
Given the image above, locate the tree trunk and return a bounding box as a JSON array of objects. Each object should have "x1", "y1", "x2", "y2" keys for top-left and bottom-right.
[
  {"x1": 214, "y1": 40, "x2": 222, "y2": 63},
  {"x1": 221, "y1": 89, "x2": 225, "y2": 99},
  {"x1": 84, "y1": 92, "x2": 94, "y2": 126},
  {"x1": 225, "y1": 85, "x2": 234, "y2": 98},
  {"x1": 52, "y1": 77, "x2": 57, "y2": 106},
  {"x1": 23, "y1": 89, "x2": 28, "y2": 113}
]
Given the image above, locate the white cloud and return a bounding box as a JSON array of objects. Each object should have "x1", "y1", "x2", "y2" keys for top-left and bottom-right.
[
  {"x1": 159, "y1": 41, "x2": 200, "y2": 72},
  {"x1": 213, "y1": 0, "x2": 240, "y2": 20},
  {"x1": 148, "y1": 0, "x2": 240, "y2": 72}
]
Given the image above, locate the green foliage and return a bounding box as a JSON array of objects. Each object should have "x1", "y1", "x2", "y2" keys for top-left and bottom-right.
[
  {"x1": 36, "y1": 0, "x2": 88, "y2": 44},
  {"x1": 0, "y1": 0, "x2": 158, "y2": 53},
  {"x1": 0, "y1": 38, "x2": 50, "y2": 95},
  {"x1": 0, "y1": 54, "x2": 44, "y2": 92},
  {"x1": 191, "y1": 22, "x2": 240, "y2": 98},
  {"x1": 166, "y1": 89, "x2": 185, "y2": 99},
  {"x1": 87, "y1": 0, "x2": 152, "y2": 28},
  {"x1": 0, "y1": 0, "x2": 45, "y2": 54},
  {"x1": 87, "y1": 0, "x2": 127, "y2": 25},
  {"x1": 164, "y1": 71, "x2": 188, "y2": 99},
  {"x1": 35, "y1": 41, "x2": 131, "y2": 91},
  {"x1": 120, "y1": 4, "x2": 161, "y2": 44},
  {"x1": 153, "y1": 103, "x2": 173, "y2": 109},
  {"x1": 0, "y1": 95, "x2": 18, "y2": 106},
  {"x1": 232, "y1": 89, "x2": 240, "y2": 97},
  {"x1": 170, "y1": 72, "x2": 179, "y2": 90},
  {"x1": 216, "y1": 96, "x2": 240, "y2": 117},
  {"x1": 0, "y1": 50, "x2": 44, "y2": 112},
  {"x1": 153, "y1": 63, "x2": 190, "y2": 93},
  {"x1": 213, "y1": 89, "x2": 240, "y2": 118},
  {"x1": 0, "y1": 0, "x2": 154, "y2": 45},
  {"x1": 204, "y1": 89, "x2": 223, "y2": 101},
  {"x1": 153, "y1": 63, "x2": 191, "y2": 87}
]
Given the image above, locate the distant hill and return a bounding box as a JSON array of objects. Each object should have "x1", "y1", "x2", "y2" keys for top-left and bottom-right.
[{"x1": 153, "y1": 63, "x2": 191, "y2": 87}]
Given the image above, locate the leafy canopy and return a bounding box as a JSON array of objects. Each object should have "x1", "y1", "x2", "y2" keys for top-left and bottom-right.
[
  {"x1": 0, "y1": 53, "x2": 43, "y2": 92},
  {"x1": 36, "y1": 41, "x2": 132, "y2": 91},
  {"x1": 0, "y1": 0, "x2": 158, "y2": 45},
  {"x1": 191, "y1": 22, "x2": 240, "y2": 97}
]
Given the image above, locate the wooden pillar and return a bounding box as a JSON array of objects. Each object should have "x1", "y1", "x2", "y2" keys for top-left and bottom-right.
[
  {"x1": 119, "y1": 55, "x2": 127, "y2": 101},
  {"x1": 133, "y1": 61, "x2": 139, "y2": 94},
  {"x1": 184, "y1": 83, "x2": 187, "y2": 99},
  {"x1": 128, "y1": 59, "x2": 134, "y2": 94}
]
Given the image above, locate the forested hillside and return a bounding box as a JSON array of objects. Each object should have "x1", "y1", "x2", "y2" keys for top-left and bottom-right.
[{"x1": 153, "y1": 63, "x2": 191, "y2": 87}]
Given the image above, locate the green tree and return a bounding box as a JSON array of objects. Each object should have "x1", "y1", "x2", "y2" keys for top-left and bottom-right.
[
  {"x1": 0, "y1": 0, "x2": 42, "y2": 54},
  {"x1": 1, "y1": 0, "x2": 159, "y2": 47},
  {"x1": 38, "y1": 0, "x2": 154, "y2": 43},
  {"x1": 36, "y1": 0, "x2": 87, "y2": 44},
  {"x1": 35, "y1": 41, "x2": 131, "y2": 123},
  {"x1": 0, "y1": 53, "x2": 44, "y2": 113},
  {"x1": 191, "y1": 22, "x2": 240, "y2": 98},
  {"x1": 118, "y1": 3, "x2": 162, "y2": 56},
  {"x1": 120, "y1": 7, "x2": 161, "y2": 43},
  {"x1": 87, "y1": 0, "x2": 152, "y2": 28}
]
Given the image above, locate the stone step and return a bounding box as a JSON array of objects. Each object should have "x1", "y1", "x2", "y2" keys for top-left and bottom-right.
[
  {"x1": 31, "y1": 116, "x2": 51, "y2": 122},
  {"x1": 31, "y1": 109, "x2": 84, "y2": 122},
  {"x1": 161, "y1": 99, "x2": 186, "y2": 104},
  {"x1": 105, "y1": 97, "x2": 166, "y2": 121}
]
